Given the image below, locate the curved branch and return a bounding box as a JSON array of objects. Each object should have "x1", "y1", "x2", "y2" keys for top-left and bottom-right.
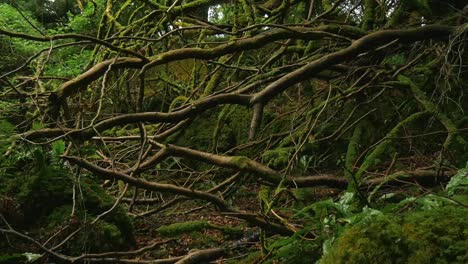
[
  {"x1": 50, "y1": 25, "x2": 363, "y2": 102},
  {"x1": 56, "y1": 57, "x2": 145, "y2": 100},
  {"x1": 63, "y1": 155, "x2": 232, "y2": 211},
  {"x1": 21, "y1": 94, "x2": 251, "y2": 141},
  {"x1": 251, "y1": 24, "x2": 456, "y2": 104}
]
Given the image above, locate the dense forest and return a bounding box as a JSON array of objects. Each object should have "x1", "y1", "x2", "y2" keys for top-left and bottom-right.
[{"x1": 0, "y1": 0, "x2": 467, "y2": 263}]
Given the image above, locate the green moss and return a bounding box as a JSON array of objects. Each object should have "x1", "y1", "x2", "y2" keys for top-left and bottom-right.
[
  {"x1": 79, "y1": 179, "x2": 135, "y2": 245},
  {"x1": 45, "y1": 205, "x2": 73, "y2": 228},
  {"x1": 355, "y1": 112, "x2": 429, "y2": 181},
  {"x1": 344, "y1": 124, "x2": 362, "y2": 181},
  {"x1": 80, "y1": 220, "x2": 127, "y2": 252},
  {"x1": 174, "y1": 107, "x2": 250, "y2": 153},
  {"x1": 15, "y1": 164, "x2": 73, "y2": 224},
  {"x1": 157, "y1": 220, "x2": 243, "y2": 237},
  {"x1": 42, "y1": 205, "x2": 133, "y2": 254},
  {"x1": 321, "y1": 206, "x2": 468, "y2": 264},
  {"x1": 266, "y1": 239, "x2": 321, "y2": 264},
  {"x1": 231, "y1": 155, "x2": 251, "y2": 169},
  {"x1": 1, "y1": 158, "x2": 134, "y2": 253},
  {"x1": 399, "y1": 75, "x2": 464, "y2": 150},
  {"x1": 0, "y1": 254, "x2": 27, "y2": 264},
  {"x1": 262, "y1": 147, "x2": 294, "y2": 169}
]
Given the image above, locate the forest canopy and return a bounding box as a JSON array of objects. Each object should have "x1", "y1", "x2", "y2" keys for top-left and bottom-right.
[{"x1": 0, "y1": 0, "x2": 467, "y2": 263}]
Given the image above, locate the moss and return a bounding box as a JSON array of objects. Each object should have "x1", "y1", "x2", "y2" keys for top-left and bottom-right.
[
  {"x1": 362, "y1": 0, "x2": 377, "y2": 30},
  {"x1": 399, "y1": 75, "x2": 464, "y2": 150},
  {"x1": 1, "y1": 160, "x2": 134, "y2": 253},
  {"x1": 231, "y1": 155, "x2": 251, "y2": 169},
  {"x1": 344, "y1": 124, "x2": 362, "y2": 182},
  {"x1": 79, "y1": 179, "x2": 135, "y2": 245},
  {"x1": 79, "y1": 220, "x2": 127, "y2": 253},
  {"x1": 0, "y1": 254, "x2": 27, "y2": 264},
  {"x1": 15, "y1": 164, "x2": 73, "y2": 225},
  {"x1": 321, "y1": 206, "x2": 468, "y2": 264},
  {"x1": 41, "y1": 205, "x2": 133, "y2": 254},
  {"x1": 266, "y1": 239, "x2": 321, "y2": 264},
  {"x1": 262, "y1": 147, "x2": 294, "y2": 169},
  {"x1": 173, "y1": 107, "x2": 250, "y2": 153},
  {"x1": 157, "y1": 220, "x2": 242, "y2": 237},
  {"x1": 44, "y1": 205, "x2": 73, "y2": 228},
  {"x1": 388, "y1": 0, "x2": 431, "y2": 26},
  {"x1": 355, "y1": 112, "x2": 429, "y2": 181}
]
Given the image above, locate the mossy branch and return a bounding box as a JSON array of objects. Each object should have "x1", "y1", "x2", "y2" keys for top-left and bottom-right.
[
  {"x1": 354, "y1": 112, "x2": 430, "y2": 181},
  {"x1": 398, "y1": 75, "x2": 464, "y2": 149},
  {"x1": 345, "y1": 124, "x2": 363, "y2": 180}
]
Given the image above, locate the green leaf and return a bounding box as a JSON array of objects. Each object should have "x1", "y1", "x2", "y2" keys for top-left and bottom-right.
[
  {"x1": 51, "y1": 140, "x2": 66, "y2": 156},
  {"x1": 446, "y1": 162, "x2": 468, "y2": 196},
  {"x1": 22, "y1": 252, "x2": 41, "y2": 262}
]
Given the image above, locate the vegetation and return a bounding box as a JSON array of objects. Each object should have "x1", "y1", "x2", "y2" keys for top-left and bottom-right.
[{"x1": 0, "y1": 0, "x2": 467, "y2": 263}]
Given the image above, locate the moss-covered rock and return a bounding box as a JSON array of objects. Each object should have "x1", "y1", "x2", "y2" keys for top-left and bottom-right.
[
  {"x1": 0, "y1": 159, "x2": 135, "y2": 254},
  {"x1": 321, "y1": 206, "x2": 468, "y2": 264}
]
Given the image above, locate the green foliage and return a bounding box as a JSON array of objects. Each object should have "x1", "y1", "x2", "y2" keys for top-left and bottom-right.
[
  {"x1": 0, "y1": 252, "x2": 40, "y2": 264},
  {"x1": 321, "y1": 206, "x2": 468, "y2": 264},
  {"x1": 43, "y1": 48, "x2": 93, "y2": 78},
  {"x1": 383, "y1": 53, "x2": 406, "y2": 65},
  {"x1": 66, "y1": 0, "x2": 103, "y2": 34},
  {"x1": 0, "y1": 4, "x2": 45, "y2": 72},
  {"x1": 262, "y1": 192, "x2": 376, "y2": 263},
  {"x1": 266, "y1": 237, "x2": 321, "y2": 263},
  {"x1": 446, "y1": 162, "x2": 468, "y2": 196}
]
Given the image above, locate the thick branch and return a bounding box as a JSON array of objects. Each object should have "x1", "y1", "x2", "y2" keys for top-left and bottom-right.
[
  {"x1": 56, "y1": 58, "x2": 145, "y2": 100},
  {"x1": 251, "y1": 24, "x2": 456, "y2": 104},
  {"x1": 22, "y1": 94, "x2": 251, "y2": 140},
  {"x1": 63, "y1": 155, "x2": 232, "y2": 210},
  {"x1": 49, "y1": 25, "x2": 362, "y2": 102}
]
